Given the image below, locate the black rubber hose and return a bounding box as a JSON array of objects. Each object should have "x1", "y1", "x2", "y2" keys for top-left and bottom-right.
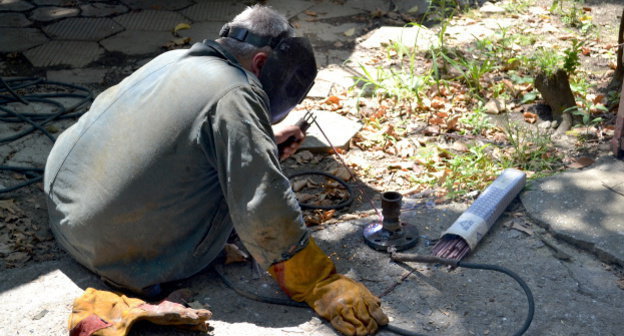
[
  {"x1": 0, "y1": 166, "x2": 44, "y2": 193},
  {"x1": 0, "y1": 77, "x2": 92, "y2": 194},
  {"x1": 214, "y1": 259, "x2": 534, "y2": 336},
  {"x1": 457, "y1": 261, "x2": 535, "y2": 336},
  {"x1": 0, "y1": 77, "x2": 29, "y2": 105},
  {"x1": 288, "y1": 170, "x2": 354, "y2": 210},
  {"x1": 213, "y1": 264, "x2": 308, "y2": 308}
]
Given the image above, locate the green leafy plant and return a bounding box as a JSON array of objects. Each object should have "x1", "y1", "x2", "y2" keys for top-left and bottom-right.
[
  {"x1": 531, "y1": 48, "x2": 561, "y2": 76},
  {"x1": 563, "y1": 39, "x2": 582, "y2": 74},
  {"x1": 460, "y1": 103, "x2": 494, "y2": 135},
  {"x1": 502, "y1": 0, "x2": 537, "y2": 14},
  {"x1": 443, "y1": 143, "x2": 502, "y2": 198},
  {"x1": 502, "y1": 119, "x2": 561, "y2": 175},
  {"x1": 452, "y1": 55, "x2": 496, "y2": 94},
  {"x1": 551, "y1": 0, "x2": 595, "y2": 34}
]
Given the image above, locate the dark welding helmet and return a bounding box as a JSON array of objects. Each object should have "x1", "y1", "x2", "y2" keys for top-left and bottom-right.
[{"x1": 219, "y1": 24, "x2": 317, "y2": 123}]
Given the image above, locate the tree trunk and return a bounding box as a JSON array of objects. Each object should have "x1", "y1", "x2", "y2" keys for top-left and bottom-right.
[
  {"x1": 614, "y1": 8, "x2": 624, "y2": 85},
  {"x1": 534, "y1": 69, "x2": 576, "y2": 133}
]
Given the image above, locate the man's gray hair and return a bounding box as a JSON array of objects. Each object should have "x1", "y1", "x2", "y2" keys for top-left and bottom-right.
[{"x1": 218, "y1": 5, "x2": 294, "y2": 61}]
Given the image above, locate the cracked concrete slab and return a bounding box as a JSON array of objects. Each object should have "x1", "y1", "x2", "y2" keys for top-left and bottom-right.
[
  {"x1": 46, "y1": 68, "x2": 108, "y2": 85},
  {"x1": 277, "y1": 110, "x2": 362, "y2": 152},
  {"x1": 0, "y1": 12, "x2": 31, "y2": 27},
  {"x1": 316, "y1": 65, "x2": 358, "y2": 90},
  {"x1": 113, "y1": 10, "x2": 190, "y2": 31},
  {"x1": 4, "y1": 135, "x2": 54, "y2": 167},
  {"x1": 0, "y1": 0, "x2": 33, "y2": 11},
  {"x1": 183, "y1": 21, "x2": 227, "y2": 44},
  {"x1": 350, "y1": 0, "x2": 393, "y2": 12},
  {"x1": 444, "y1": 18, "x2": 516, "y2": 45},
  {"x1": 360, "y1": 25, "x2": 440, "y2": 50},
  {"x1": 180, "y1": 1, "x2": 247, "y2": 22},
  {"x1": 119, "y1": 0, "x2": 193, "y2": 11},
  {"x1": 265, "y1": 0, "x2": 314, "y2": 19},
  {"x1": 304, "y1": 2, "x2": 363, "y2": 19},
  {"x1": 297, "y1": 21, "x2": 364, "y2": 43},
  {"x1": 391, "y1": 0, "x2": 430, "y2": 15},
  {"x1": 101, "y1": 30, "x2": 173, "y2": 55},
  {"x1": 31, "y1": 0, "x2": 68, "y2": 5},
  {"x1": 24, "y1": 41, "x2": 104, "y2": 67},
  {"x1": 79, "y1": 2, "x2": 129, "y2": 17},
  {"x1": 521, "y1": 155, "x2": 624, "y2": 267},
  {"x1": 0, "y1": 27, "x2": 48, "y2": 52},
  {"x1": 29, "y1": 6, "x2": 79, "y2": 22},
  {"x1": 43, "y1": 17, "x2": 124, "y2": 40}
]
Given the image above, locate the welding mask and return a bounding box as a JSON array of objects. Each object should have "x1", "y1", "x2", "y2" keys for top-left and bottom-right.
[{"x1": 219, "y1": 24, "x2": 317, "y2": 123}]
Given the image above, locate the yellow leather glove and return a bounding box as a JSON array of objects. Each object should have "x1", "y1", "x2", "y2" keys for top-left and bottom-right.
[
  {"x1": 68, "y1": 288, "x2": 212, "y2": 336},
  {"x1": 269, "y1": 238, "x2": 388, "y2": 335}
]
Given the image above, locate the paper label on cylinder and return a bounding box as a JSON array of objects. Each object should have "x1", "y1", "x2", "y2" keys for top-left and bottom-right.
[{"x1": 443, "y1": 212, "x2": 487, "y2": 250}]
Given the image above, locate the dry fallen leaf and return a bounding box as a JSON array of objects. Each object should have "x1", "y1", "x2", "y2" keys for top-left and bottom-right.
[
  {"x1": 292, "y1": 179, "x2": 308, "y2": 192},
  {"x1": 568, "y1": 157, "x2": 594, "y2": 169},
  {"x1": 431, "y1": 96, "x2": 446, "y2": 109},
  {"x1": 505, "y1": 218, "x2": 533, "y2": 235},
  {"x1": 173, "y1": 23, "x2": 191, "y2": 35},
  {"x1": 331, "y1": 166, "x2": 351, "y2": 181},
  {"x1": 296, "y1": 193, "x2": 316, "y2": 203},
  {"x1": 0, "y1": 241, "x2": 12, "y2": 255},
  {"x1": 446, "y1": 115, "x2": 461, "y2": 131},
  {"x1": 523, "y1": 112, "x2": 538, "y2": 124},
  {"x1": 5, "y1": 251, "x2": 30, "y2": 264},
  {"x1": 429, "y1": 116, "x2": 445, "y2": 125},
  {"x1": 451, "y1": 141, "x2": 469, "y2": 152},
  {"x1": 343, "y1": 28, "x2": 356, "y2": 37},
  {"x1": 224, "y1": 243, "x2": 248, "y2": 264},
  {"x1": 325, "y1": 95, "x2": 341, "y2": 105},
  {"x1": 293, "y1": 150, "x2": 314, "y2": 164},
  {"x1": 0, "y1": 199, "x2": 20, "y2": 214}
]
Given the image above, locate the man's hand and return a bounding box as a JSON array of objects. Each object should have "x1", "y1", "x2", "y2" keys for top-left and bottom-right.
[
  {"x1": 269, "y1": 238, "x2": 389, "y2": 335},
  {"x1": 273, "y1": 124, "x2": 305, "y2": 160},
  {"x1": 306, "y1": 273, "x2": 389, "y2": 335}
]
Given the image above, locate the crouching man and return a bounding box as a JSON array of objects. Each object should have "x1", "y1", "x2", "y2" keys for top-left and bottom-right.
[{"x1": 44, "y1": 5, "x2": 388, "y2": 336}]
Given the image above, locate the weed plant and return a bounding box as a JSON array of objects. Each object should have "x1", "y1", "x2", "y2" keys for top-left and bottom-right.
[
  {"x1": 443, "y1": 143, "x2": 501, "y2": 197},
  {"x1": 459, "y1": 103, "x2": 493, "y2": 135},
  {"x1": 551, "y1": 0, "x2": 594, "y2": 34},
  {"x1": 502, "y1": 119, "x2": 561, "y2": 175},
  {"x1": 348, "y1": 0, "x2": 598, "y2": 199}
]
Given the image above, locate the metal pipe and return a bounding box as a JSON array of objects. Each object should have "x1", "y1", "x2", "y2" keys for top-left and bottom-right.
[{"x1": 381, "y1": 191, "x2": 402, "y2": 231}]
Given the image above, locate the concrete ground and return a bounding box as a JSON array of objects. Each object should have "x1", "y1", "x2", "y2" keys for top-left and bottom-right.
[{"x1": 1, "y1": 0, "x2": 624, "y2": 335}]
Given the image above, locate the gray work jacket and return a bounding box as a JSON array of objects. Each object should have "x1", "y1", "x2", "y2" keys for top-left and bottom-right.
[{"x1": 44, "y1": 41, "x2": 308, "y2": 292}]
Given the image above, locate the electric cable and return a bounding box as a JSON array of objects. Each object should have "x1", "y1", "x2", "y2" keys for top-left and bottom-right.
[
  {"x1": 214, "y1": 257, "x2": 534, "y2": 336},
  {"x1": 0, "y1": 77, "x2": 92, "y2": 194}
]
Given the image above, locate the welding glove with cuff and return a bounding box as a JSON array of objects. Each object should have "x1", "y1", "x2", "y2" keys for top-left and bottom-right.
[
  {"x1": 68, "y1": 288, "x2": 211, "y2": 336},
  {"x1": 269, "y1": 238, "x2": 389, "y2": 336}
]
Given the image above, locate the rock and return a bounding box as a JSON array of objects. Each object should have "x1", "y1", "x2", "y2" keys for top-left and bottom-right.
[
  {"x1": 392, "y1": 0, "x2": 430, "y2": 15},
  {"x1": 360, "y1": 26, "x2": 439, "y2": 50},
  {"x1": 484, "y1": 98, "x2": 508, "y2": 114},
  {"x1": 480, "y1": 2, "x2": 506, "y2": 13},
  {"x1": 538, "y1": 121, "x2": 551, "y2": 129},
  {"x1": 534, "y1": 69, "x2": 576, "y2": 133}
]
